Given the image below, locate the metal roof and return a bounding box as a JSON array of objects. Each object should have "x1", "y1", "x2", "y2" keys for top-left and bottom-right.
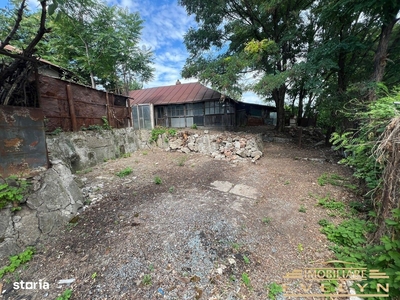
[{"x1": 129, "y1": 82, "x2": 224, "y2": 105}]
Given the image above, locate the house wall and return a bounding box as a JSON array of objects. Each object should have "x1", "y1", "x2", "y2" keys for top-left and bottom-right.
[{"x1": 152, "y1": 100, "x2": 235, "y2": 128}]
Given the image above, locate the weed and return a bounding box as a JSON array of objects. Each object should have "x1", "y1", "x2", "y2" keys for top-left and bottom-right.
[
  {"x1": 116, "y1": 167, "x2": 133, "y2": 178},
  {"x1": 101, "y1": 116, "x2": 112, "y2": 130},
  {"x1": 241, "y1": 273, "x2": 252, "y2": 289},
  {"x1": 0, "y1": 247, "x2": 35, "y2": 278},
  {"x1": 177, "y1": 156, "x2": 187, "y2": 166},
  {"x1": 262, "y1": 217, "x2": 272, "y2": 224},
  {"x1": 142, "y1": 274, "x2": 152, "y2": 285},
  {"x1": 318, "y1": 219, "x2": 330, "y2": 227},
  {"x1": 142, "y1": 151, "x2": 148, "y2": 155},
  {"x1": 91, "y1": 272, "x2": 97, "y2": 280},
  {"x1": 317, "y1": 194, "x2": 348, "y2": 217},
  {"x1": 284, "y1": 180, "x2": 290, "y2": 185},
  {"x1": 191, "y1": 124, "x2": 197, "y2": 129},
  {"x1": 56, "y1": 289, "x2": 72, "y2": 300},
  {"x1": 150, "y1": 127, "x2": 177, "y2": 143},
  {"x1": 231, "y1": 242, "x2": 241, "y2": 250},
  {"x1": 297, "y1": 243, "x2": 304, "y2": 253},
  {"x1": 229, "y1": 274, "x2": 236, "y2": 282},
  {"x1": 122, "y1": 153, "x2": 131, "y2": 158},
  {"x1": 299, "y1": 205, "x2": 307, "y2": 213},
  {"x1": 267, "y1": 282, "x2": 283, "y2": 300},
  {"x1": 243, "y1": 255, "x2": 250, "y2": 264},
  {"x1": 0, "y1": 177, "x2": 28, "y2": 211},
  {"x1": 103, "y1": 158, "x2": 108, "y2": 162},
  {"x1": 154, "y1": 176, "x2": 162, "y2": 184},
  {"x1": 168, "y1": 186, "x2": 175, "y2": 193},
  {"x1": 148, "y1": 264, "x2": 154, "y2": 272},
  {"x1": 51, "y1": 127, "x2": 63, "y2": 135}
]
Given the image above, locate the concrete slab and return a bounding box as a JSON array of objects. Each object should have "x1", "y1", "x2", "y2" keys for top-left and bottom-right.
[
  {"x1": 210, "y1": 181, "x2": 234, "y2": 193},
  {"x1": 229, "y1": 184, "x2": 258, "y2": 199}
]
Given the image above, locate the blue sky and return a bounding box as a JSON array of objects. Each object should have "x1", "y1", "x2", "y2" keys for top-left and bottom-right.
[{"x1": 0, "y1": 0, "x2": 263, "y2": 104}]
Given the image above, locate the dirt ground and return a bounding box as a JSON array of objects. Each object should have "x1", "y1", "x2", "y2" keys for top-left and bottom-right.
[{"x1": 1, "y1": 128, "x2": 358, "y2": 300}]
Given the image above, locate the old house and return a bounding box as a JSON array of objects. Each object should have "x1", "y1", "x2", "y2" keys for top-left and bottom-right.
[{"x1": 129, "y1": 82, "x2": 236, "y2": 129}]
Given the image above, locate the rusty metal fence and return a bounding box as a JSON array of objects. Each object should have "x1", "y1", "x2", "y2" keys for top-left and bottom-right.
[{"x1": 38, "y1": 75, "x2": 132, "y2": 132}]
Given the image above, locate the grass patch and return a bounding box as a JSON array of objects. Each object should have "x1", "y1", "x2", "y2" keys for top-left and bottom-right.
[
  {"x1": 56, "y1": 289, "x2": 72, "y2": 300},
  {"x1": 154, "y1": 176, "x2": 162, "y2": 184},
  {"x1": 299, "y1": 205, "x2": 307, "y2": 213},
  {"x1": 122, "y1": 153, "x2": 131, "y2": 158},
  {"x1": 266, "y1": 282, "x2": 283, "y2": 300},
  {"x1": 241, "y1": 273, "x2": 252, "y2": 289},
  {"x1": 262, "y1": 217, "x2": 272, "y2": 224},
  {"x1": 142, "y1": 274, "x2": 152, "y2": 286},
  {"x1": 116, "y1": 167, "x2": 133, "y2": 178},
  {"x1": 150, "y1": 127, "x2": 177, "y2": 143}
]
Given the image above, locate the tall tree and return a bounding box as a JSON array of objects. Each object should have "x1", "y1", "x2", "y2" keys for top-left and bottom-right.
[
  {"x1": 179, "y1": 0, "x2": 313, "y2": 132},
  {"x1": 47, "y1": 1, "x2": 154, "y2": 91}
]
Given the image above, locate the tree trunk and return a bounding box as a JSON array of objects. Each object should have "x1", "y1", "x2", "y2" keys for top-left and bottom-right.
[
  {"x1": 368, "y1": 17, "x2": 399, "y2": 100},
  {"x1": 273, "y1": 84, "x2": 286, "y2": 132}
]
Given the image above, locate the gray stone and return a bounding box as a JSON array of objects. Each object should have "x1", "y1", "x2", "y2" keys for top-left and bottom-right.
[
  {"x1": 210, "y1": 181, "x2": 233, "y2": 192},
  {"x1": 251, "y1": 150, "x2": 263, "y2": 158},
  {"x1": 236, "y1": 149, "x2": 247, "y2": 158},
  {"x1": 187, "y1": 142, "x2": 197, "y2": 152},
  {"x1": 230, "y1": 184, "x2": 259, "y2": 199},
  {"x1": 14, "y1": 208, "x2": 41, "y2": 246},
  {"x1": 181, "y1": 147, "x2": 191, "y2": 154},
  {"x1": 169, "y1": 139, "x2": 183, "y2": 150}
]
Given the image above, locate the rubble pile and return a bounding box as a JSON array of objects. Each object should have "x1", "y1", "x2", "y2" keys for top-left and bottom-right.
[{"x1": 159, "y1": 130, "x2": 264, "y2": 162}]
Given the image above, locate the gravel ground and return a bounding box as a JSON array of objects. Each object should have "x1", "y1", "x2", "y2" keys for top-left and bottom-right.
[{"x1": 0, "y1": 129, "x2": 358, "y2": 300}]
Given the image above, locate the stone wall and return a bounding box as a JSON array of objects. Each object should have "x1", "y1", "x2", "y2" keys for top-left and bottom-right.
[{"x1": 46, "y1": 128, "x2": 150, "y2": 172}]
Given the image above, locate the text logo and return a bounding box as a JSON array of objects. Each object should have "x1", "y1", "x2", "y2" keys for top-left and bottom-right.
[{"x1": 283, "y1": 261, "x2": 389, "y2": 298}]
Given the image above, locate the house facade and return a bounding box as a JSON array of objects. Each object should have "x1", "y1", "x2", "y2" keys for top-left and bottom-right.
[{"x1": 129, "y1": 82, "x2": 236, "y2": 129}]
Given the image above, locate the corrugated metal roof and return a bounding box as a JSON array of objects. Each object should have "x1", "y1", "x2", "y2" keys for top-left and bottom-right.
[{"x1": 129, "y1": 82, "x2": 223, "y2": 105}]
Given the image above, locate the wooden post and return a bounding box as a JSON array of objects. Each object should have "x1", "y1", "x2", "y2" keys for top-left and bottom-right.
[
  {"x1": 66, "y1": 85, "x2": 78, "y2": 131},
  {"x1": 106, "y1": 92, "x2": 111, "y2": 128}
]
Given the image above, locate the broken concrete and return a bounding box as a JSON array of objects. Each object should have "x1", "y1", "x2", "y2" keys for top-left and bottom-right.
[{"x1": 210, "y1": 180, "x2": 259, "y2": 199}]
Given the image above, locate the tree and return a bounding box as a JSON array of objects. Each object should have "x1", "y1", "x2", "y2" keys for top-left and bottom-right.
[
  {"x1": 179, "y1": 0, "x2": 314, "y2": 132},
  {"x1": 46, "y1": 1, "x2": 154, "y2": 92}
]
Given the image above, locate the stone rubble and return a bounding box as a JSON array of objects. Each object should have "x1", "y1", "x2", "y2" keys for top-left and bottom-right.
[{"x1": 160, "y1": 130, "x2": 264, "y2": 163}]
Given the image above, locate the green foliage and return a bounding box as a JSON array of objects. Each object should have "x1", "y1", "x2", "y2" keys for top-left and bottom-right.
[
  {"x1": 75, "y1": 168, "x2": 93, "y2": 175},
  {"x1": 262, "y1": 217, "x2": 272, "y2": 225},
  {"x1": 154, "y1": 176, "x2": 162, "y2": 185},
  {"x1": 56, "y1": 288, "x2": 72, "y2": 300},
  {"x1": 191, "y1": 123, "x2": 197, "y2": 129},
  {"x1": 267, "y1": 282, "x2": 283, "y2": 300},
  {"x1": 299, "y1": 205, "x2": 307, "y2": 213},
  {"x1": 142, "y1": 274, "x2": 152, "y2": 285},
  {"x1": 150, "y1": 127, "x2": 177, "y2": 143},
  {"x1": 101, "y1": 116, "x2": 112, "y2": 130},
  {"x1": 320, "y1": 209, "x2": 400, "y2": 298},
  {"x1": 317, "y1": 194, "x2": 347, "y2": 216},
  {"x1": 241, "y1": 273, "x2": 252, "y2": 289},
  {"x1": 0, "y1": 177, "x2": 28, "y2": 211},
  {"x1": 0, "y1": 247, "x2": 35, "y2": 278},
  {"x1": 116, "y1": 167, "x2": 133, "y2": 178},
  {"x1": 331, "y1": 92, "x2": 400, "y2": 194},
  {"x1": 243, "y1": 255, "x2": 250, "y2": 264},
  {"x1": 51, "y1": 127, "x2": 63, "y2": 135},
  {"x1": 122, "y1": 153, "x2": 131, "y2": 158}
]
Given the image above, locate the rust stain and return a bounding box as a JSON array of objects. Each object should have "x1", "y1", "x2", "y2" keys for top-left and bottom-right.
[
  {"x1": 30, "y1": 140, "x2": 39, "y2": 148},
  {"x1": 4, "y1": 137, "x2": 23, "y2": 149}
]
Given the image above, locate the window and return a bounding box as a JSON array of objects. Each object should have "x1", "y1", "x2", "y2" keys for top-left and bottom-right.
[
  {"x1": 205, "y1": 101, "x2": 225, "y2": 115},
  {"x1": 167, "y1": 105, "x2": 184, "y2": 117}
]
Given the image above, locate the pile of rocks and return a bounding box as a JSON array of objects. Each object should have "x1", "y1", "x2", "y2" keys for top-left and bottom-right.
[{"x1": 158, "y1": 130, "x2": 264, "y2": 163}]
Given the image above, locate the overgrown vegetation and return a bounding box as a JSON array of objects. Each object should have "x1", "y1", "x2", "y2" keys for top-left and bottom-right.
[
  {"x1": 0, "y1": 176, "x2": 28, "y2": 211},
  {"x1": 266, "y1": 282, "x2": 283, "y2": 300},
  {"x1": 0, "y1": 247, "x2": 35, "y2": 278},
  {"x1": 149, "y1": 127, "x2": 177, "y2": 143},
  {"x1": 154, "y1": 176, "x2": 162, "y2": 185}
]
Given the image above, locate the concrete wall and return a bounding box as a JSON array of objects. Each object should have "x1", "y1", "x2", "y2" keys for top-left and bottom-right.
[{"x1": 46, "y1": 128, "x2": 151, "y2": 172}]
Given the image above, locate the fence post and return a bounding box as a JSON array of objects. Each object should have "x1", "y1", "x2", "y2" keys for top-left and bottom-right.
[{"x1": 66, "y1": 84, "x2": 78, "y2": 131}]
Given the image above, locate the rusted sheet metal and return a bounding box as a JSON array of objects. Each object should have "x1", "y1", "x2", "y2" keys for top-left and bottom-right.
[
  {"x1": 129, "y1": 82, "x2": 222, "y2": 106},
  {"x1": 38, "y1": 75, "x2": 129, "y2": 132},
  {"x1": 0, "y1": 106, "x2": 48, "y2": 177}
]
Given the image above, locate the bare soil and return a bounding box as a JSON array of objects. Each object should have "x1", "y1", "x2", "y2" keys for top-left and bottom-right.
[{"x1": 1, "y1": 128, "x2": 358, "y2": 300}]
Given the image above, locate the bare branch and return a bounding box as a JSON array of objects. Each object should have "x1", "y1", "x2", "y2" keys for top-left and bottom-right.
[{"x1": 0, "y1": 0, "x2": 26, "y2": 50}]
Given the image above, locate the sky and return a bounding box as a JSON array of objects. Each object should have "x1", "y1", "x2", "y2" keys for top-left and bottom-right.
[{"x1": 0, "y1": 0, "x2": 264, "y2": 104}]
